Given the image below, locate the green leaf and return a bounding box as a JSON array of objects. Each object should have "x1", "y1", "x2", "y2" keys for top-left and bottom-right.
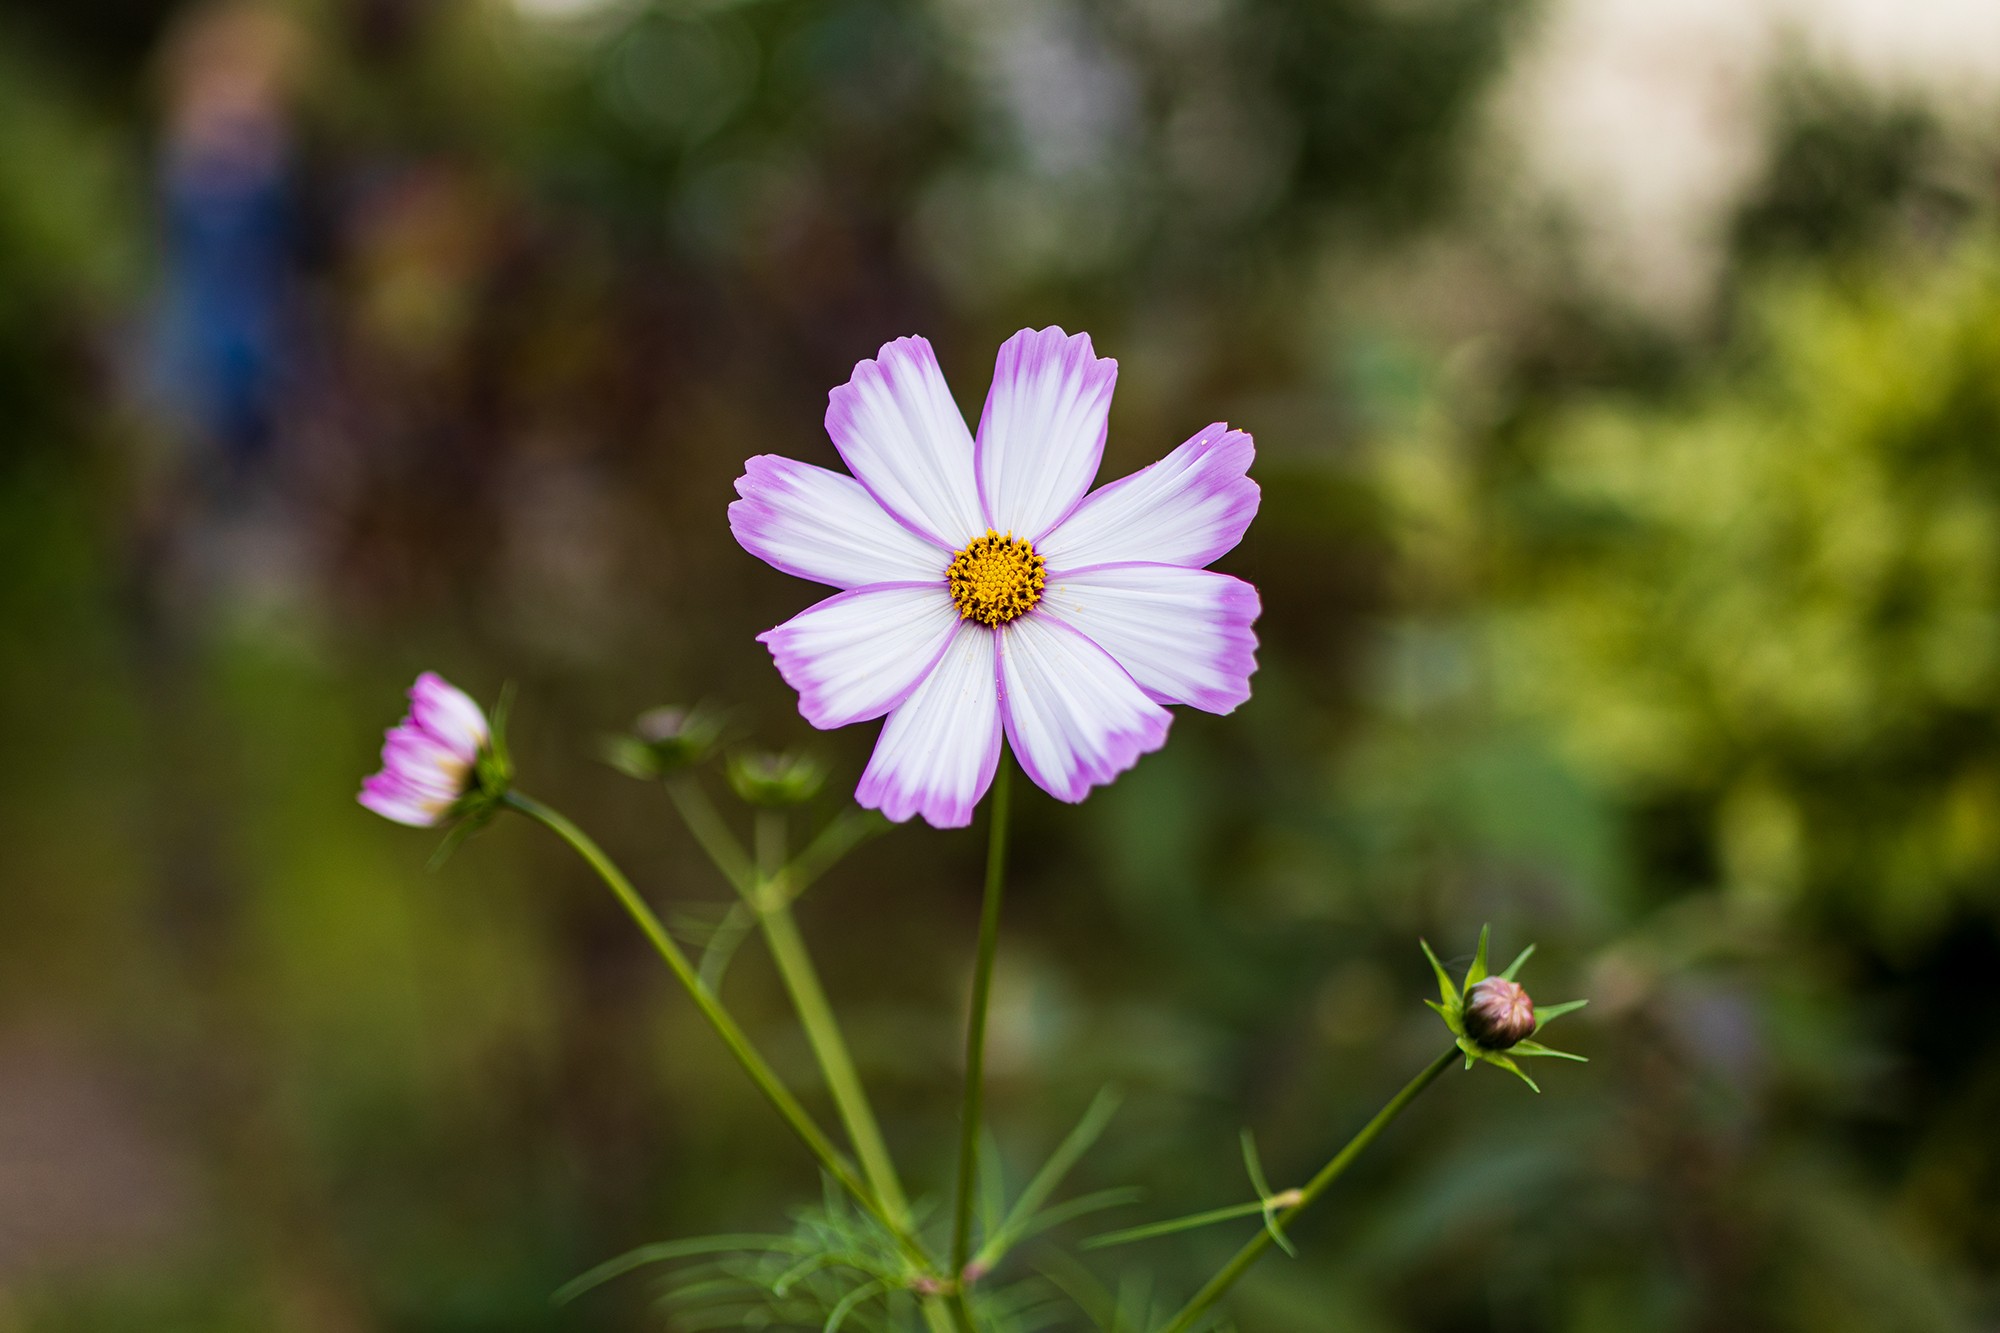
[
  {"x1": 1423, "y1": 997, "x2": 1462, "y2": 1035},
  {"x1": 424, "y1": 818, "x2": 478, "y2": 872},
  {"x1": 1004, "y1": 1186, "x2": 1146, "y2": 1245},
  {"x1": 1500, "y1": 944, "x2": 1537, "y2": 981},
  {"x1": 553, "y1": 1233, "x2": 806, "y2": 1303},
  {"x1": 975, "y1": 1087, "x2": 1123, "y2": 1267},
  {"x1": 824, "y1": 1278, "x2": 890, "y2": 1332},
  {"x1": 1261, "y1": 1207, "x2": 1298, "y2": 1258},
  {"x1": 1238, "y1": 1129, "x2": 1273, "y2": 1200},
  {"x1": 1465, "y1": 924, "x2": 1490, "y2": 991},
  {"x1": 1511, "y1": 1039, "x2": 1587, "y2": 1062},
  {"x1": 1419, "y1": 939, "x2": 1457, "y2": 1006},
  {"x1": 488, "y1": 680, "x2": 516, "y2": 772},
  {"x1": 1483, "y1": 1052, "x2": 1541, "y2": 1092},
  {"x1": 1533, "y1": 998, "x2": 1588, "y2": 1026}
]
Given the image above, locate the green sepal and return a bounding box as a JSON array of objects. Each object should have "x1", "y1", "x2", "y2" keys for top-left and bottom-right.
[
  {"x1": 1511, "y1": 1039, "x2": 1587, "y2": 1062},
  {"x1": 1532, "y1": 998, "x2": 1588, "y2": 1026},
  {"x1": 1500, "y1": 944, "x2": 1536, "y2": 981},
  {"x1": 1419, "y1": 939, "x2": 1457, "y2": 1008},
  {"x1": 486, "y1": 681, "x2": 516, "y2": 772},
  {"x1": 1484, "y1": 1052, "x2": 1540, "y2": 1092},
  {"x1": 1464, "y1": 924, "x2": 1490, "y2": 991},
  {"x1": 425, "y1": 815, "x2": 480, "y2": 871},
  {"x1": 1423, "y1": 998, "x2": 1462, "y2": 1035},
  {"x1": 428, "y1": 683, "x2": 515, "y2": 868}
]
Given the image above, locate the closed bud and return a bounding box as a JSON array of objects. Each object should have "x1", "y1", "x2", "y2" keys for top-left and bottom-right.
[
  {"x1": 604, "y1": 706, "x2": 723, "y2": 779},
  {"x1": 1462, "y1": 976, "x2": 1536, "y2": 1049},
  {"x1": 727, "y1": 750, "x2": 827, "y2": 807}
]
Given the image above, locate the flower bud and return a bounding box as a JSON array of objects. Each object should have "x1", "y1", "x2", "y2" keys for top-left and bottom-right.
[
  {"x1": 359, "y1": 672, "x2": 507, "y2": 827},
  {"x1": 1461, "y1": 976, "x2": 1536, "y2": 1049},
  {"x1": 726, "y1": 749, "x2": 827, "y2": 807},
  {"x1": 604, "y1": 705, "x2": 723, "y2": 779}
]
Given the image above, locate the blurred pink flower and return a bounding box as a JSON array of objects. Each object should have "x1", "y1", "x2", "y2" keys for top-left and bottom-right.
[
  {"x1": 358, "y1": 672, "x2": 492, "y2": 827},
  {"x1": 731, "y1": 327, "x2": 1260, "y2": 828}
]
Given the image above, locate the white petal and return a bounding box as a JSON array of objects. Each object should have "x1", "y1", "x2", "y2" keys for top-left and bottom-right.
[
  {"x1": 731, "y1": 455, "x2": 950, "y2": 589},
  {"x1": 825, "y1": 336, "x2": 985, "y2": 549},
  {"x1": 974, "y1": 327, "x2": 1117, "y2": 539},
  {"x1": 759, "y1": 584, "x2": 962, "y2": 729},
  {"x1": 1040, "y1": 563, "x2": 1260, "y2": 714},
  {"x1": 1037, "y1": 423, "x2": 1257, "y2": 570},
  {"x1": 856, "y1": 626, "x2": 1001, "y2": 828},
  {"x1": 998, "y1": 613, "x2": 1170, "y2": 804}
]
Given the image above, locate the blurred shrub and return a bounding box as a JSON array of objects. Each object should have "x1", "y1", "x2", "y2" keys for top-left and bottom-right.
[{"x1": 1485, "y1": 240, "x2": 2000, "y2": 945}]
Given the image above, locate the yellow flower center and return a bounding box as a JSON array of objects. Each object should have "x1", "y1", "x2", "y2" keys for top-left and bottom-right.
[{"x1": 947, "y1": 530, "x2": 1046, "y2": 626}]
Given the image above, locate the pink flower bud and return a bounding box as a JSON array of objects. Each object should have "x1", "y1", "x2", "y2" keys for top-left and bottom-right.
[
  {"x1": 1462, "y1": 977, "x2": 1535, "y2": 1049},
  {"x1": 358, "y1": 672, "x2": 493, "y2": 827}
]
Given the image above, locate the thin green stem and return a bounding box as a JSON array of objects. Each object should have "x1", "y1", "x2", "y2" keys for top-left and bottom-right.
[
  {"x1": 663, "y1": 776, "x2": 757, "y2": 894},
  {"x1": 949, "y1": 759, "x2": 1013, "y2": 1326},
  {"x1": 753, "y1": 810, "x2": 912, "y2": 1225},
  {"x1": 1155, "y1": 1047, "x2": 1459, "y2": 1333},
  {"x1": 501, "y1": 791, "x2": 925, "y2": 1270},
  {"x1": 1082, "y1": 1199, "x2": 1278, "y2": 1251}
]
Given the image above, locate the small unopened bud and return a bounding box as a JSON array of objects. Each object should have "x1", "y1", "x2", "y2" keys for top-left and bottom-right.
[
  {"x1": 604, "y1": 706, "x2": 723, "y2": 779},
  {"x1": 1462, "y1": 976, "x2": 1536, "y2": 1049},
  {"x1": 726, "y1": 749, "x2": 827, "y2": 807}
]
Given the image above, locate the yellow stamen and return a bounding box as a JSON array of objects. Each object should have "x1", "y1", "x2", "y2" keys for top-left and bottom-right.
[{"x1": 947, "y1": 530, "x2": 1046, "y2": 626}]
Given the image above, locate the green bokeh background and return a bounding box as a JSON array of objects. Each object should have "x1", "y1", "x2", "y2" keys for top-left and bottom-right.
[{"x1": 3, "y1": 1, "x2": 1999, "y2": 1328}]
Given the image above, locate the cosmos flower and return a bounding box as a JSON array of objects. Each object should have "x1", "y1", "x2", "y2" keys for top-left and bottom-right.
[
  {"x1": 358, "y1": 672, "x2": 498, "y2": 827},
  {"x1": 730, "y1": 328, "x2": 1260, "y2": 828}
]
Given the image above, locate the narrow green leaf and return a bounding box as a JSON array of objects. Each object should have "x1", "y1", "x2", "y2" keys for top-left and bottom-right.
[
  {"x1": 997, "y1": 1187, "x2": 1145, "y2": 1249},
  {"x1": 1533, "y1": 998, "x2": 1588, "y2": 1026},
  {"x1": 976, "y1": 1087, "x2": 1123, "y2": 1266},
  {"x1": 553, "y1": 1234, "x2": 806, "y2": 1304},
  {"x1": 1032, "y1": 1251, "x2": 1117, "y2": 1329},
  {"x1": 1238, "y1": 1129, "x2": 1274, "y2": 1200},
  {"x1": 1500, "y1": 944, "x2": 1537, "y2": 981},
  {"x1": 1260, "y1": 1204, "x2": 1298, "y2": 1258},
  {"x1": 1419, "y1": 939, "x2": 1456, "y2": 1005},
  {"x1": 1511, "y1": 1040, "x2": 1587, "y2": 1062},
  {"x1": 1484, "y1": 1052, "x2": 1540, "y2": 1092},
  {"x1": 425, "y1": 818, "x2": 477, "y2": 872},
  {"x1": 825, "y1": 1278, "x2": 890, "y2": 1332},
  {"x1": 1465, "y1": 924, "x2": 1490, "y2": 991}
]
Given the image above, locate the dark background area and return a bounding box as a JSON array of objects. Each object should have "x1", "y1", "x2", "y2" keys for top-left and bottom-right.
[{"x1": 4, "y1": 0, "x2": 2000, "y2": 1328}]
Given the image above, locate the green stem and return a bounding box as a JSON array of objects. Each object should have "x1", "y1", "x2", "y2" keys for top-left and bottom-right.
[
  {"x1": 1155, "y1": 1047, "x2": 1459, "y2": 1333},
  {"x1": 1082, "y1": 1199, "x2": 1279, "y2": 1251},
  {"x1": 949, "y1": 759, "x2": 1013, "y2": 1326},
  {"x1": 753, "y1": 810, "x2": 913, "y2": 1225},
  {"x1": 664, "y1": 776, "x2": 757, "y2": 894},
  {"x1": 501, "y1": 791, "x2": 920, "y2": 1268}
]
